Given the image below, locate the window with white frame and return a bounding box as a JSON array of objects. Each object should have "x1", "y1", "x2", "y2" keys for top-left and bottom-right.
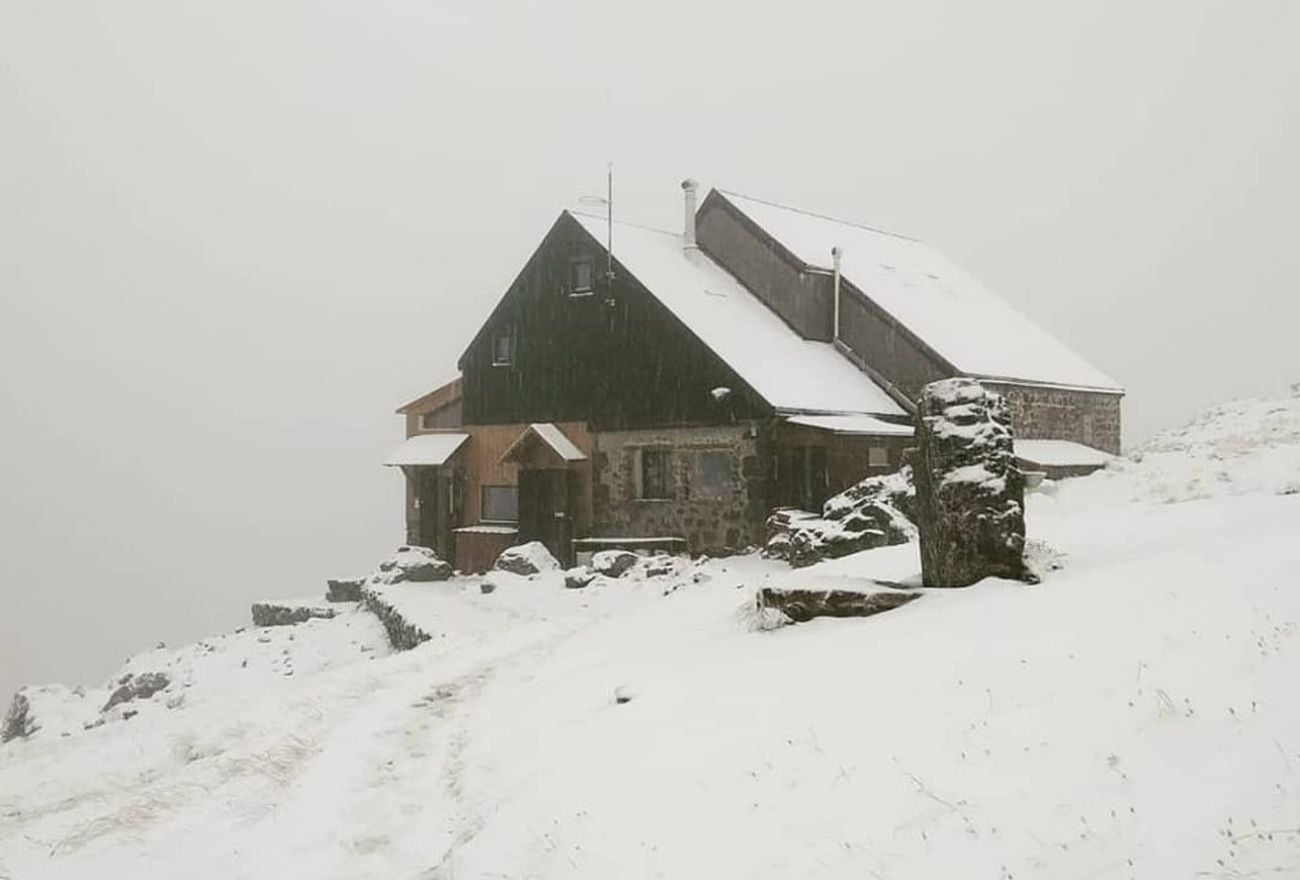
[{"x1": 491, "y1": 325, "x2": 513, "y2": 365}]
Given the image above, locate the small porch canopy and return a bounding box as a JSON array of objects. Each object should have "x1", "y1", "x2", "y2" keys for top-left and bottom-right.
[
  {"x1": 382, "y1": 432, "x2": 469, "y2": 467},
  {"x1": 500, "y1": 423, "x2": 587, "y2": 466},
  {"x1": 782, "y1": 413, "x2": 914, "y2": 436}
]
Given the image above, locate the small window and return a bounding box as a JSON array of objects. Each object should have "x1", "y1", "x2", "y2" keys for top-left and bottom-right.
[
  {"x1": 492, "y1": 325, "x2": 513, "y2": 365},
  {"x1": 640, "y1": 449, "x2": 672, "y2": 500},
  {"x1": 868, "y1": 446, "x2": 889, "y2": 468},
  {"x1": 570, "y1": 259, "x2": 594, "y2": 294},
  {"x1": 418, "y1": 411, "x2": 440, "y2": 431},
  {"x1": 481, "y1": 485, "x2": 519, "y2": 522},
  {"x1": 693, "y1": 450, "x2": 734, "y2": 499}
]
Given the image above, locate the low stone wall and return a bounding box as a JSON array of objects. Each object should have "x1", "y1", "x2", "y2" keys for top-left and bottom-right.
[{"x1": 362, "y1": 589, "x2": 432, "y2": 651}]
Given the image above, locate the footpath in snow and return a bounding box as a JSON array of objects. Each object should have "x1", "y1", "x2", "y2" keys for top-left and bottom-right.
[{"x1": 2, "y1": 394, "x2": 1300, "y2": 879}]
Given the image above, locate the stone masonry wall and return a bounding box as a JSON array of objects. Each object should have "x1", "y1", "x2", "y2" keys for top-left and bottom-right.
[
  {"x1": 982, "y1": 382, "x2": 1123, "y2": 455},
  {"x1": 591, "y1": 424, "x2": 768, "y2": 554}
]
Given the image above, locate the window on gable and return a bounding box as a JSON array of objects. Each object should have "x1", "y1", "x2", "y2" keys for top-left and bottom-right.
[
  {"x1": 491, "y1": 324, "x2": 513, "y2": 366},
  {"x1": 640, "y1": 449, "x2": 672, "y2": 500},
  {"x1": 570, "y1": 259, "x2": 594, "y2": 294},
  {"x1": 481, "y1": 485, "x2": 519, "y2": 522}
]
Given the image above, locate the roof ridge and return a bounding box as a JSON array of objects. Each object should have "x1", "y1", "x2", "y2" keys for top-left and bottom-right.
[
  {"x1": 716, "y1": 189, "x2": 920, "y2": 243},
  {"x1": 567, "y1": 208, "x2": 678, "y2": 238}
]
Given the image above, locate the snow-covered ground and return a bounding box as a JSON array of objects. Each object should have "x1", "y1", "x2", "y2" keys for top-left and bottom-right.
[{"x1": 3, "y1": 394, "x2": 1300, "y2": 879}]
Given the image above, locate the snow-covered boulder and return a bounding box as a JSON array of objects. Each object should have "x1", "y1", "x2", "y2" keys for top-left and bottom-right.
[
  {"x1": 377, "y1": 545, "x2": 453, "y2": 583},
  {"x1": 102, "y1": 671, "x2": 171, "y2": 712},
  {"x1": 493, "y1": 541, "x2": 560, "y2": 576},
  {"x1": 765, "y1": 467, "x2": 917, "y2": 568},
  {"x1": 757, "y1": 585, "x2": 920, "y2": 623},
  {"x1": 914, "y1": 378, "x2": 1028, "y2": 587},
  {"x1": 590, "y1": 549, "x2": 639, "y2": 578},
  {"x1": 563, "y1": 566, "x2": 595, "y2": 590}
]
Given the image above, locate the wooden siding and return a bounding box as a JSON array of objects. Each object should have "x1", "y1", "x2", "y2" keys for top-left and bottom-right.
[{"x1": 458, "y1": 213, "x2": 772, "y2": 431}]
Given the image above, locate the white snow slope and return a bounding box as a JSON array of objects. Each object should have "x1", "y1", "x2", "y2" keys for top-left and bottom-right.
[{"x1": 3, "y1": 394, "x2": 1300, "y2": 879}]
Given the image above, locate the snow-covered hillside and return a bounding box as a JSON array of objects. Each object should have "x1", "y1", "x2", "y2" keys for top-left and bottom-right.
[{"x1": 3, "y1": 394, "x2": 1300, "y2": 879}]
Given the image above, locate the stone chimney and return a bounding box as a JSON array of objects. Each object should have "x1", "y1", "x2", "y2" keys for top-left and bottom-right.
[{"x1": 681, "y1": 178, "x2": 699, "y2": 251}]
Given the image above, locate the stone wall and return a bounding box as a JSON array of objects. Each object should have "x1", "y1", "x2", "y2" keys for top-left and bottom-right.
[
  {"x1": 591, "y1": 424, "x2": 768, "y2": 554},
  {"x1": 982, "y1": 382, "x2": 1123, "y2": 455}
]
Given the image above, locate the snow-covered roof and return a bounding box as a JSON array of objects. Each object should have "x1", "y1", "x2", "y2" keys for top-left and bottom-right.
[
  {"x1": 501, "y1": 423, "x2": 587, "y2": 464},
  {"x1": 569, "y1": 212, "x2": 904, "y2": 416},
  {"x1": 714, "y1": 191, "x2": 1122, "y2": 393},
  {"x1": 784, "y1": 414, "x2": 915, "y2": 437},
  {"x1": 383, "y1": 432, "x2": 469, "y2": 467},
  {"x1": 1014, "y1": 439, "x2": 1113, "y2": 468}
]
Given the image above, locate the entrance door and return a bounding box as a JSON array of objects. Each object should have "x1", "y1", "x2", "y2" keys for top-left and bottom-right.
[{"x1": 517, "y1": 468, "x2": 573, "y2": 565}]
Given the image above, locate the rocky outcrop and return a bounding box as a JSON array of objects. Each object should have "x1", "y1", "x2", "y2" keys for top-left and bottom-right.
[
  {"x1": 251, "y1": 601, "x2": 338, "y2": 627},
  {"x1": 2, "y1": 691, "x2": 34, "y2": 743},
  {"x1": 377, "y1": 546, "x2": 453, "y2": 583},
  {"x1": 326, "y1": 577, "x2": 366, "y2": 602},
  {"x1": 102, "y1": 672, "x2": 170, "y2": 712},
  {"x1": 914, "y1": 378, "x2": 1028, "y2": 587},
  {"x1": 494, "y1": 541, "x2": 561, "y2": 576},
  {"x1": 765, "y1": 467, "x2": 917, "y2": 567},
  {"x1": 756, "y1": 585, "x2": 920, "y2": 623}
]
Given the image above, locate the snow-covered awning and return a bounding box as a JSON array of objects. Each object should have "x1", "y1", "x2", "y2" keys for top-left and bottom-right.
[
  {"x1": 783, "y1": 414, "x2": 915, "y2": 437},
  {"x1": 500, "y1": 423, "x2": 587, "y2": 465},
  {"x1": 383, "y1": 432, "x2": 469, "y2": 467},
  {"x1": 1014, "y1": 439, "x2": 1112, "y2": 468}
]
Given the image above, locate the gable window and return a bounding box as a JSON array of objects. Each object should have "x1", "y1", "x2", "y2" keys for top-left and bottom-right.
[
  {"x1": 481, "y1": 485, "x2": 519, "y2": 522},
  {"x1": 492, "y1": 324, "x2": 513, "y2": 366},
  {"x1": 570, "y1": 259, "x2": 594, "y2": 294},
  {"x1": 640, "y1": 449, "x2": 673, "y2": 500},
  {"x1": 693, "y1": 450, "x2": 734, "y2": 499}
]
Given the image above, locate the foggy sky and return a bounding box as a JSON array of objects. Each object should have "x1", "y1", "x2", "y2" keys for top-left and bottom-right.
[{"x1": 2, "y1": 0, "x2": 1297, "y2": 700}]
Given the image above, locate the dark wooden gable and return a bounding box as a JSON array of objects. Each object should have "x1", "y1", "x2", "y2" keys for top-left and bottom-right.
[{"x1": 458, "y1": 212, "x2": 771, "y2": 430}]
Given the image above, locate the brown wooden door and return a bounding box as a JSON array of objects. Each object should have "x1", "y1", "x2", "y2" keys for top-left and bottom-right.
[{"x1": 518, "y1": 468, "x2": 573, "y2": 565}]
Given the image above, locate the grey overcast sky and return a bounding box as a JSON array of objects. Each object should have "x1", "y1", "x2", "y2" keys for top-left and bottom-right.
[{"x1": 2, "y1": 0, "x2": 1297, "y2": 698}]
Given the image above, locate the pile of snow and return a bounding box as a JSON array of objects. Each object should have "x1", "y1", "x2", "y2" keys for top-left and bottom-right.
[
  {"x1": 375, "y1": 545, "x2": 452, "y2": 583},
  {"x1": 1046, "y1": 393, "x2": 1300, "y2": 510}
]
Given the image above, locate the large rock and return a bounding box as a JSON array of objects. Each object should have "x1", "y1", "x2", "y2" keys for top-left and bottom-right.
[
  {"x1": 377, "y1": 546, "x2": 452, "y2": 583},
  {"x1": 590, "y1": 549, "x2": 639, "y2": 578},
  {"x1": 326, "y1": 577, "x2": 366, "y2": 602},
  {"x1": 764, "y1": 467, "x2": 917, "y2": 567},
  {"x1": 757, "y1": 585, "x2": 920, "y2": 623},
  {"x1": 251, "y1": 601, "x2": 338, "y2": 627},
  {"x1": 913, "y1": 378, "x2": 1028, "y2": 587},
  {"x1": 494, "y1": 541, "x2": 561, "y2": 576}
]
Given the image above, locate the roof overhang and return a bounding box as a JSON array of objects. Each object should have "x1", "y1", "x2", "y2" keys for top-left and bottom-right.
[
  {"x1": 383, "y1": 432, "x2": 469, "y2": 467},
  {"x1": 1014, "y1": 439, "x2": 1113, "y2": 469},
  {"x1": 782, "y1": 413, "x2": 915, "y2": 437}
]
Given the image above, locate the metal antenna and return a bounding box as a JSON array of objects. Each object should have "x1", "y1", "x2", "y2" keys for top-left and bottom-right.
[{"x1": 606, "y1": 162, "x2": 614, "y2": 282}]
